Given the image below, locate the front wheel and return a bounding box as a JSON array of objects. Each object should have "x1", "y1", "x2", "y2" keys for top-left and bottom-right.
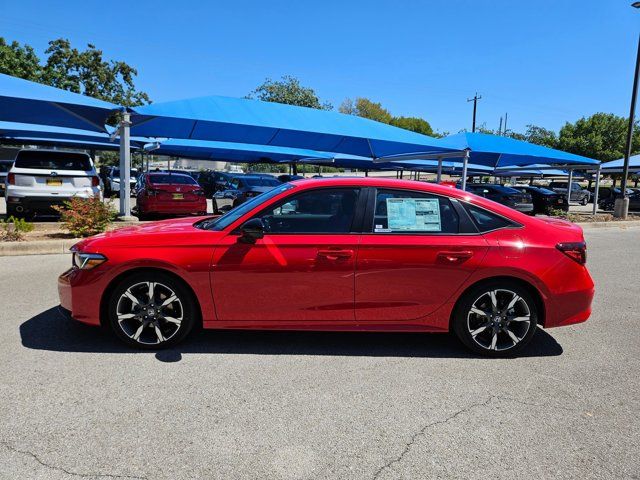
[
  {"x1": 107, "y1": 272, "x2": 197, "y2": 349},
  {"x1": 452, "y1": 282, "x2": 538, "y2": 357},
  {"x1": 580, "y1": 196, "x2": 588, "y2": 206}
]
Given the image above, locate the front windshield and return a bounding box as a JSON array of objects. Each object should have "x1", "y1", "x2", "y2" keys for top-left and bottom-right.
[{"x1": 200, "y1": 183, "x2": 294, "y2": 231}]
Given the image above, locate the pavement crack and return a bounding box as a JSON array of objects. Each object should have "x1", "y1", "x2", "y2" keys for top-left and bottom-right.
[
  {"x1": 371, "y1": 396, "x2": 496, "y2": 480},
  {"x1": 1, "y1": 441, "x2": 147, "y2": 479}
]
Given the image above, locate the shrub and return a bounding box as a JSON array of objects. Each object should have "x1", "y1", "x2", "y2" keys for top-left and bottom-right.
[
  {"x1": 54, "y1": 197, "x2": 116, "y2": 237},
  {"x1": 1, "y1": 216, "x2": 34, "y2": 242}
]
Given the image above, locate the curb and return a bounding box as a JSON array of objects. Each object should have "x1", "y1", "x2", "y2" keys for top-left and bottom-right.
[
  {"x1": 576, "y1": 220, "x2": 640, "y2": 229},
  {"x1": 0, "y1": 238, "x2": 80, "y2": 256}
]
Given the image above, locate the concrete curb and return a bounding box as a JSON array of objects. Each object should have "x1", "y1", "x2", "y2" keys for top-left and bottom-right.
[
  {"x1": 576, "y1": 220, "x2": 640, "y2": 229},
  {"x1": 0, "y1": 238, "x2": 80, "y2": 256}
]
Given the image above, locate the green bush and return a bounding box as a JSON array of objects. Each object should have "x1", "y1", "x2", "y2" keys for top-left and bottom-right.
[
  {"x1": 1, "y1": 216, "x2": 34, "y2": 242},
  {"x1": 54, "y1": 197, "x2": 116, "y2": 237}
]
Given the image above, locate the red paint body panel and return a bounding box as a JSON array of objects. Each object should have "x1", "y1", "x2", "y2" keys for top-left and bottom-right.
[
  {"x1": 137, "y1": 176, "x2": 206, "y2": 215},
  {"x1": 58, "y1": 178, "x2": 594, "y2": 334}
]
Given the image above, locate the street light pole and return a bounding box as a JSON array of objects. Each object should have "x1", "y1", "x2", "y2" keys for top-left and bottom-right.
[{"x1": 615, "y1": 2, "x2": 640, "y2": 218}]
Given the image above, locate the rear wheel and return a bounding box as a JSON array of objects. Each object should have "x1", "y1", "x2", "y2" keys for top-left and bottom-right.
[
  {"x1": 580, "y1": 196, "x2": 588, "y2": 206},
  {"x1": 107, "y1": 272, "x2": 196, "y2": 349},
  {"x1": 452, "y1": 281, "x2": 538, "y2": 357}
]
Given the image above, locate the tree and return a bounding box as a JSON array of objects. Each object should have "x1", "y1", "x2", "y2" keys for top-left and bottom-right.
[
  {"x1": 558, "y1": 113, "x2": 640, "y2": 162},
  {"x1": 390, "y1": 116, "x2": 434, "y2": 136},
  {"x1": 0, "y1": 38, "x2": 42, "y2": 81},
  {"x1": 523, "y1": 125, "x2": 559, "y2": 149},
  {"x1": 0, "y1": 37, "x2": 150, "y2": 107},
  {"x1": 248, "y1": 75, "x2": 332, "y2": 110},
  {"x1": 339, "y1": 97, "x2": 392, "y2": 123}
]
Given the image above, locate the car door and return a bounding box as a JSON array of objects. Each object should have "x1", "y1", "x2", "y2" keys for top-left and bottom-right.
[
  {"x1": 355, "y1": 188, "x2": 489, "y2": 326},
  {"x1": 210, "y1": 187, "x2": 363, "y2": 325}
]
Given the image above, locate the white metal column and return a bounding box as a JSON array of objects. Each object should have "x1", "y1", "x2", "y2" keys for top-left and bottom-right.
[
  {"x1": 118, "y1": 111, "x2": 132, "y2": 219},
  {"x1": 592, "y1": 166, "x2": 601, "y2": 215},
  {"x1": 567, "y1": 169, "x2": 574, "y2": 208},
  {"x1": 436, "y1": 157, "x2": 443, "y2": 183},
  {"x1": 461, "y1": 150, "x2": 470, "y2": 191}
]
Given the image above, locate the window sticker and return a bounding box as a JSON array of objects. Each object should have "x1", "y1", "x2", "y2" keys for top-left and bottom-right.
[{"x1": 385, "y1": 198, "x2": 441, "y2": 232}]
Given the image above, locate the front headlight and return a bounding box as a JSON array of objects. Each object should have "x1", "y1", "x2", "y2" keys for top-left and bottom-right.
[{"x1": 72, "y1": 252, "x2": 107, "y2": 270}]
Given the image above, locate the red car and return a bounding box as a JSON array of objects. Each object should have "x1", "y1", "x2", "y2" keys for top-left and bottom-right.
[
  {"x1": 135, "y1": 172, "x2": 206, "y2": 220},
  {"x1": 59, "y1": 178, "x2": 594, "y2": 356}
]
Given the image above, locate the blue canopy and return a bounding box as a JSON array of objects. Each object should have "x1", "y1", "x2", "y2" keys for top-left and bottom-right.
[
  {"x1": 129, "y1": 95, "x2": 454, "y2": 158},
  {"x1": 145, "y1": 138, "x2": 335, "y2": 163},
  {"x1": 600, "y1": 154, "x2": 640, "y2": 173},
  {"x1": 0, "y1": 74, "x2": 118, "y2": 133},
  {"x1": 0, "y1": 121, "x2": 144, "y2": 151},
  {"x1": 388, "y1": 132, "x2": 599, "y2": 168}
]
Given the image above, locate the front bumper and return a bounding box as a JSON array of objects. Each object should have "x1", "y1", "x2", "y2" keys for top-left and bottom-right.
[{"x1": 58, "y1": 267, "x2": 103, "y2": 326}]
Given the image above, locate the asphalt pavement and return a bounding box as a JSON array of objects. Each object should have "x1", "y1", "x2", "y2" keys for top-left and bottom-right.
[{"x1": 0, "y1": 226, "x2": 638, "y2": 479}]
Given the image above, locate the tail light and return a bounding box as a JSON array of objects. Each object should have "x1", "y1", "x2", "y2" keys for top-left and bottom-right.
[
  {"x1": 91, "y1": 176, "x2": 100, "y2": 187},
  {"x1": 556, "y1": 242, "x2": 587, "y2": 265},
  {"x1": 194, "y1": 189, "x2": 205, "y2": 196},
  {"x1": 147, "y1": 188, "x2": 159, "y2": 197},
  {"x1": 7, "y1": 172, "x2": 15, "y2": 185}
]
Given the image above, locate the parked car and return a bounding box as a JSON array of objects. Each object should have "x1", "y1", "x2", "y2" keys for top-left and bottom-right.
[
  {"x1": 598, "y1": 190, "x2": 640, "y2": 211},
  {"x1": 549, "y1": 181, "x2": 590, "y2": 205},
  {"x1": 58, "y1": 177, "x2": 594, "y2": 357},
  {"x1": 213, "y1": 174, "x2": 281, "y2": 213},
  {"x1": 462, "y1": 183, "x2": 534, "y2": 214},
  {"x1": 0, "y1": 159, "x2": 13, "y2": 196},
  {"x1": 5, "y1": 149, "x2": 101, "y2": 219},
  {"x1": 135, "y1": 172, "x2": 206, "y2": 221},
  {"x1": 195, "y1": 171, "x2": 239, "y2": 197},
  {"x1": 277, "y1": 174, "x2": 304, "y2": 183},
  {"x1": 105, "y1": 167, "x2": 138, "y2": 196},
  {"x1": 510, "y1": 186, "x2": 569, "y2": 215}
]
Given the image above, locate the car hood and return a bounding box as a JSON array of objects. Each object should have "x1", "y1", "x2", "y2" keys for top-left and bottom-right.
[{"x1": 73, "y1": 216, "x2": 222, "y2": 250}]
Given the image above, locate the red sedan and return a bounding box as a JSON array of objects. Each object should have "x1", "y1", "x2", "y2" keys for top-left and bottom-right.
[
  {"x1": 58, "y1": 178, "x2": 594, "y2": 356},
  {"x1": 135, "y1": 172, "x2": 207, "y2": 220}
]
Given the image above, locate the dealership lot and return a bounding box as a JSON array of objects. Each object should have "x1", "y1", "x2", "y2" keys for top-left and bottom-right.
[{"x1": 0, "y1": 226, "x2": 638, "y2": 479}]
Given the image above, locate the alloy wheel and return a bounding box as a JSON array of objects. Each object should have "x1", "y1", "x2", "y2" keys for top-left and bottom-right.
[
  {"x1": 115, "y1": 281, "x2": 183, "y2": 345},
  {"x1": 466, "y1": 289, "x2": 531, "y2": 352}
]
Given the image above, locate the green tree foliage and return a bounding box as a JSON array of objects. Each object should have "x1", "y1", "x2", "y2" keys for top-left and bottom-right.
[
  {"x1": 339, "y1": 97, "x2": 392, "y2": 123},
  {"x1": 390, "y1": 116, "x2": 434, "y2": 136},
  {"x1": 248, "y1": 75, "x2": 332, "y2": 110},
  {"x1": 558, "y1": 113, "x2": 639, "y2": 162},
  {"x1": 523, "y1": 125, "x2": 559, "y2": 148},
  {"x1": 0, "y1": 37, "x2": 150, "y2": 107}
]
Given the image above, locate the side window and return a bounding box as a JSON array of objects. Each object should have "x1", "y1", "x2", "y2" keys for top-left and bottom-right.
[
  {"x1": 256, "y1": 188, "x2": 360, "y2": 234},
  {"x1": 464, "y1": 204, "x2": 515, "y2": 232},
  {"x1": 372, "y1": 189, "x2": 459, "y2": 234}
]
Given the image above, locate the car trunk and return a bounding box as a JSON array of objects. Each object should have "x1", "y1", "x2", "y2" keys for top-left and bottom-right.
[{"x1": 148, "y1": 182, "x2": 202, "y2": 201}]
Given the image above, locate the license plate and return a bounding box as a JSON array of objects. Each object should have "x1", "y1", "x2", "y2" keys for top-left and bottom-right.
[
  {"x1": 172, "y1": 193, "x2": 184, "y2": 200},
  {"x1": 46, "y1": 178, "x2": 62, "y2": 186}
]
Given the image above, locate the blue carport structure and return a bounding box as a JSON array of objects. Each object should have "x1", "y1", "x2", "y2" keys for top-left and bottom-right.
[
  {"x1": 600, "y1": 154, "x2": 640, "y2": 174},
  {"x1": 129, "y1": 95, "x2": 455, "y2": 159},
  {"x1": 380, "y1": 132, "x2": 600, "y2": 190},
  {"x1": 0, "y1": 121, "x2": 146, "y2": 152}
]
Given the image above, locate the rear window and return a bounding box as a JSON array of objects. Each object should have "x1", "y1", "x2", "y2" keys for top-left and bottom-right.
[
  {"x1": 244, "y1": 177, "x2": 281, "y2": 187},
  {"x1": 14, "y1": 151, "x2": 92, "y2": 171},
  {"x1": 148, "y1": 174, "x2": 197, "y2": 185},
  {"x1": 464, "y1": 204, "x2": 516, "y2": 232}
]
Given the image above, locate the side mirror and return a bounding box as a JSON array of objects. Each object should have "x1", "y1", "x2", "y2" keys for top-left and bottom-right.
[{"x1": 239, "y1": 218, "x2": 265, "y2": 244}]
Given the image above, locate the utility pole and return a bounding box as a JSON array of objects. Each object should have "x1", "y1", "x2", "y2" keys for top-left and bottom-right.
[
  {"x1": 498, "y1": 117, "x2": 503, "y2": 135},
  {"x1": 467, "y1": 93, "x2": 482, "y2": 132},
  {"x1": 504, "y1": 112, "x2": 509, "y2": 135}
]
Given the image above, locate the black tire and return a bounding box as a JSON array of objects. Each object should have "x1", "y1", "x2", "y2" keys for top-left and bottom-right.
[
  {"x1": 452, "y1": 280, "x2": 539, "y2": 357},
  {"x1": 107, "y1": 271, "x2": 197, "y2": 349},
  {"x1": 580, "y1": 196, "x2": 588, "y2": 206}
]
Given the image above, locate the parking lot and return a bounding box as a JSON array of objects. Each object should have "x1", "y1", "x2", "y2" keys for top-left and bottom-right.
[{"x1": 0, "y1": 225, "x2": 637, "y2": 479}]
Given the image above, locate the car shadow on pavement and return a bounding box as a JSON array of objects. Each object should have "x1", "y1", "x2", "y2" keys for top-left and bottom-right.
[{"x1": 20, "y1": 306, "x2": 563, "y2": 362}]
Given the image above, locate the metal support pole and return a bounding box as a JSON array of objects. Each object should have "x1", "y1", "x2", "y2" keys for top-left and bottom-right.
[
  {"x1": 592, "y1": 166, "x2": 601, "y2": 215},
  {"x1": 436, "y1": 157, "x2": 443, "y2": 183},
  {"x1": 118, "y1": 111, "x2": 132, "y2": 219},
  {"x1": 461, "y1": 150, "x2": 469, "y2": 191},
  {"x1": 365, "y1": 170, "x2": 369, "y2": 177},
  {"x1": 292, "y1": 163, "x2": 298, "y2": 175},
  {"x1": 400, "y1": 170, "x2": 404, "y2": 179},
  {"x1": 616, "y1": 31, "x2": 640, "y2": 218},
  {"x1": 567, "y1": 169, "x2": 574, "y2": 208}
]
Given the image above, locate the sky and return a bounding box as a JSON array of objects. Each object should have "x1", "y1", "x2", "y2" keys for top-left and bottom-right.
[{"x1": 1, "y1": 0, "x2": 639, "y2": 136}]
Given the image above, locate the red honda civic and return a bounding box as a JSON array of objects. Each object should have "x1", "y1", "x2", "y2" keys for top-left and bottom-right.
[
  {"x1": 58, "y1": 178, "x2": 594, "y2": 356},
  {"x1": 135, "y1": 172, "x2": 207, "y2": 220}
]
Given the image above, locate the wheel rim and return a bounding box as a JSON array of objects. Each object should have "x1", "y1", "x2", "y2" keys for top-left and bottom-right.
[
  {"x1": 466, "y1": 289, "x2": 531, "y2": 352},
  {"x1": 115, "y1": 281, "x2": 183, "y2": 345}
]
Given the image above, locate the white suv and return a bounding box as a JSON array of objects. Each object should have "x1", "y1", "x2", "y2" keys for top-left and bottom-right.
[
  {"x1": 5, "y1": 149, "x2": 102, "y2": 218},
  {"x1": 105, "y1": 166, "x2": 138, "y2": 197}
]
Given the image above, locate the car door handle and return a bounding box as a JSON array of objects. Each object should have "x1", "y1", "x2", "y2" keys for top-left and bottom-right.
[
  {"x1": 317, "y1": 249, "x2": 354, "y2": 260},
  {"x1": 436, "y1": 250, "x2": 473, "y2": 262}
]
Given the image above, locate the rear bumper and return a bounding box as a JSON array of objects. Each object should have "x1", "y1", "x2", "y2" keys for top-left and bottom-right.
[
  {"x1": 544, "y1": 267, "x2": 595, "y2": 328},
  {"x1": 139, "y1": 199, "x2": 207, "y2": 215},
  {"x1": 7, "y1": 196, "x2": 72, "y2": 214}
]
